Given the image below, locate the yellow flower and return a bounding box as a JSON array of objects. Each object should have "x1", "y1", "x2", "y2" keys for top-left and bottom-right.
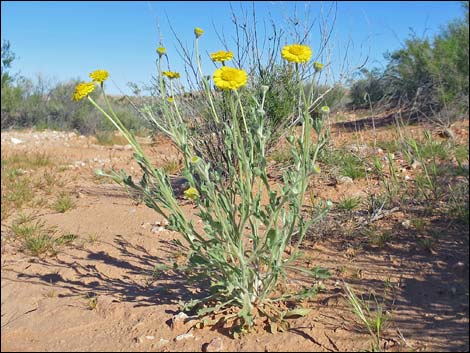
[
  {"x1": 314, "y1": 62, "x2": 324, "y2": 72},
  {"x1": 184, "y1": 187, "x2": 200, "y2": 200},
  {"x1": 321, "y1": 106, "x2": 330, "y2": 114},
  {"x1": 190, "y1": 156, "x2": 201, "y2": 164},
  {"x1": 210, "y1": 50, "x2": 234, "y2": 62},
  {"x1": 89, "y1": 69, "x2": 109, "y2": 84},
  {"x1": 213, "y1": 66, "x2": 247, "y2": 90},
  {"x1": 194, "y1": 27, "x2": 204, "y2": 38},
  {"x1": 281, "y1": 44, "x2": 312, "y2": 63},
  {"x1": 156, "y1": 46, "x2": 166, "y2": 56},
  {"x1": 163, "y1": 71, "x2": 180, "y2": 79},
  {"x1": 72, "y1": 82, "x2": 95, "y2": 102}
]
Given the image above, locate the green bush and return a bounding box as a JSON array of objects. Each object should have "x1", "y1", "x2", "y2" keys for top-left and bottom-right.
[
  {"x1": 347, "y1": 2, "x2": 469, "y2": 124},
  {"x1": 348, "y1": 68, "x2": 387, "y2": 109}
]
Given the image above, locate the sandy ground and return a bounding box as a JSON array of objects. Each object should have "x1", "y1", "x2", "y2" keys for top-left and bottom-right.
[{"x1": 1, "y1": 117, "x2": 469, "y2": 352}]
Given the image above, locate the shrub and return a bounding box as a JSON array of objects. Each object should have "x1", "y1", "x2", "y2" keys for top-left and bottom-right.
[
  {"x1": 348, "y1": 68, "x2": 387, "y2": 110},
  {"x1": 347, "y1": 3, "x2": 469, "y2": 125}
]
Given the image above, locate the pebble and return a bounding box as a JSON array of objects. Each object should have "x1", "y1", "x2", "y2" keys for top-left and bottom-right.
[
  {"x1": 202, "y1": 337, "x2": 224, "y2": 352},
  {"x1": 337, "y1": 176, "x2": 353, "y2": 184},
  {"x1": 170, "y1": 312, "x2": 190, "y2": 331},
  {"x1": 11, "y1": 137, "x2": 23, "y2": 144},
  {"x1": 175, "y1": 332, "x2": 194, "y2": 341},
  {"x1": 158, "y1": 338, "x2": 169, "y2": 346},
  {"x1": 401, "y1": 220, "x2": 411, "y2": 229},
  {"x1": 411, "y1": 160, "x2": 422, "y2": 169}
]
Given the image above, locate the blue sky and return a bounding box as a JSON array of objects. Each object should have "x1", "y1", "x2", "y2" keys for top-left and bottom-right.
[{"x1": 1, "y1": 1, "x2": 465, "y2": 95}]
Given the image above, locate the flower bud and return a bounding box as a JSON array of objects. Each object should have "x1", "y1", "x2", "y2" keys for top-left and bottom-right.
[
  {"x1": 314, "y1": 62, "x2": 324, "y2": 72},
  {"x1": 313, "y1": 164, "x2": 321, "y2": 174},
  {"x1": 156, "y1": 46, "x2": 166, "y2": 57},
  {"x1": 194, "y1": 27, "x2": 204, "y2": 38}
]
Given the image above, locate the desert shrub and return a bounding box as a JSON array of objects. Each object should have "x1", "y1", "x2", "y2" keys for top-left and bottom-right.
[
  {"x1": 1, "y1": 40, "x2": 23, "y2": 126},
  {"x1": 348, "y1": 68, "x2": 387, "y2": 110},
  {"x1": 347, "y1": 2, "x2": 469, "y2": 125},
  {"x1": 1, "y1": 75, "x2": 148, "y2": 135},
  {"x1": 0, "y1": 41, "x2": 148, "y2": 134},
  {"x1": 317, "y1": 84, "x2": 349, "y2": 111}
]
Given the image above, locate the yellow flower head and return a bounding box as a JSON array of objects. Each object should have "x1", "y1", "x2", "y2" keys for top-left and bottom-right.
[
  {"x1": 89, "y1": 69, "x2": 109, "y2": 84},
  {"x1": 313, "y1": 164, "x2": 321, "y2": 174},
  {"x1": 314, "y1": 62, "x2": 324, "y2": 72},
  {"x1": 194, "y1": 27, "x2": 204, "y2": 38},
  {"x1": 281, "y1": 44, "x2": 312, "y2": 63},
  {"x1": 213, "y1": 66, "x2": 247, "y2": 90},
  {"x1": 72, "y1": 82, "x2": 95, "y2": 102},
  {"x1": 156, "y1": 46, "x2": 166, "y2": 56},
  {"x1": 321, "y1": 106, "x2": 330, "y2": 114},
  {"x1": 163, "y1": 71, "x2": 180, "y2": 79},
  {"x1": 184, "y1": 187, "x2": 200, "y2": 201},
  {"x1": 190, "y1": 156, "x2": 201, "y2": 164},
  {"x1": 210, "y1": 50, "x2": 234, "y2": 62},
  {"x1": 166, "y1": 96, "x2": 174, "y2": 103}
]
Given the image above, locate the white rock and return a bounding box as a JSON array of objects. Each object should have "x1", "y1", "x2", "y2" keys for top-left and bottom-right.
[
  {"x1": 175, "y1": 333, "x2": 194, "y2": 341},
  {"x1": 11, "y1": 137, "x2": 23, "y2": 144},
  {"x1": 170, "y1": 312, "x2": 189, "y2": 331},
  {"x1": 157, "y1": 338, "x2": 169, "y2": 346},
  {"x1": 337, "y1": 176, "x2": 353, "y2": 184}
]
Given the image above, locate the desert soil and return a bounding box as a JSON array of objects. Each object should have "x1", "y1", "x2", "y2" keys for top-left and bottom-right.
[{"x1": 1, "y1": 115, "x2": 469, "y2": 352}]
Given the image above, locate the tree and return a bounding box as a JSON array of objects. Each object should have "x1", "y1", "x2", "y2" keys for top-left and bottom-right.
[{"x1": 1, "y1": 40, "x2": 17, "y2": 87}]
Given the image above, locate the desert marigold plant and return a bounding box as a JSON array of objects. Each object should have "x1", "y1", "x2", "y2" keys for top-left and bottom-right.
[{"x1": 79, "y1": 28, "x2": 331, "y2": 337}]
